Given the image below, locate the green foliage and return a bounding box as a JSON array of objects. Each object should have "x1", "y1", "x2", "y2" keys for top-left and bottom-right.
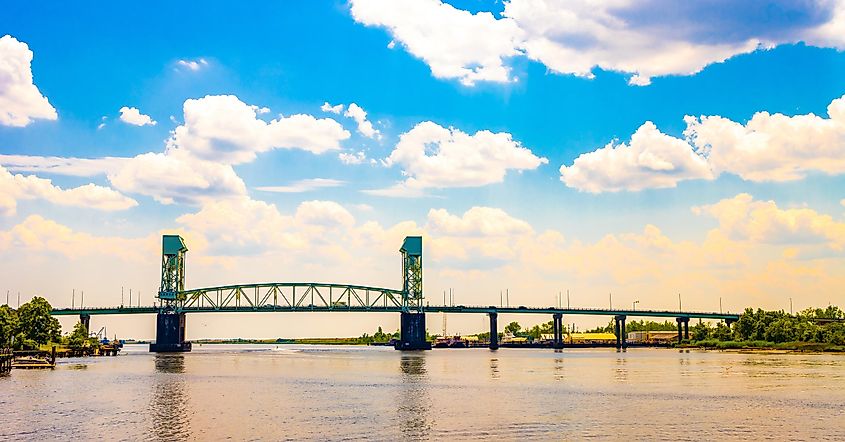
[
  {"x1": 0, "y1": 304, "x2": 18, "y2": 346},
  {"x1": 588, "y1": 319, "x2": 676, "y2": 334},
  {"x1": 16, "y1": 297, "x2": 61, "y2": 346},
  {"x1": 687, "y1": 305, "x2": 845, "y2": 348},
  {"x1": 504, "y1": 321, "x2": 521, "y2": 335},
  {"x1": 65, "y1": 322, "x2": 98, "y2": 350}
]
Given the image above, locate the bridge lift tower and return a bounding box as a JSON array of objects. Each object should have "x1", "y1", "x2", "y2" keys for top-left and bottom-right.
[
  {"x1": 150, "y1": 235, "x2": 192, "y2": 352},
  {"x1": 395, "y1": 236, "x2": 431, "y2": 350}
]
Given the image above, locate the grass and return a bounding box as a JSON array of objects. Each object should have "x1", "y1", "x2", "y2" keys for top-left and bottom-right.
[{"x1": 685, "y1": 340, "x2": 845, "y2": 352}]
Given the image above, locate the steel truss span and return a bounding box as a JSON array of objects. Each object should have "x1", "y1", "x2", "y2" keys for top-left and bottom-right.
[{"x1": 179, "y1": 282, "x2": 404, "y2": 311}]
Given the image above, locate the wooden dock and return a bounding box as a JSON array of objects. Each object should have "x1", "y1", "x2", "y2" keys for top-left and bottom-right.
[{"x1": 0, "y1": 348, "x2": 12, "y2": 374}]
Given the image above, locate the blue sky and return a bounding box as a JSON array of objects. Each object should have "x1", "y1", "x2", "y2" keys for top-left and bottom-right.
[{"x1": 2, "y1": 1, "x2": 845, "y2": 338}]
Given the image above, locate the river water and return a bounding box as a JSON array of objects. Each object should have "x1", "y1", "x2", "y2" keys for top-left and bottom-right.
[{"x1": 1, "y1": 344, "x2": 843, "y2": 441}]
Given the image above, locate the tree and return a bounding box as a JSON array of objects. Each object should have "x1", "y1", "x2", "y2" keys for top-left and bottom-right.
[
  {"x1": 691, "y1": 322, "x2": 711, "y2": 341},
  {"x1": 17, "y1": 297, "x2": 61, "y2": 346},
  {"x1": 66, "y1": 322, "x2": 97, "y2": 350},
  {"x1": 504, "y1": 321, "x2": 521, "y2": 335},
  {"x1": 0, "y1": 305, "x2": 18, "y2": 346}
]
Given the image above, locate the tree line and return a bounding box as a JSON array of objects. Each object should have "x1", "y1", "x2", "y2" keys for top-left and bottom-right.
[{"x1": 0, "y1": 297, "x2": 98, "y2": 351}]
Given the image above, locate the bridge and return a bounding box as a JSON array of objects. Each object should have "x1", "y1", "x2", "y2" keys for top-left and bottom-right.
[{"x1": 51, "y1": 235, "x2": 739, "y2": 352}]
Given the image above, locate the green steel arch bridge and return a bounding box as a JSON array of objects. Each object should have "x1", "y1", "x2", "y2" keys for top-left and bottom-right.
[{"x1": 51, "y1": 235, "x2": 739, "y2": 352}]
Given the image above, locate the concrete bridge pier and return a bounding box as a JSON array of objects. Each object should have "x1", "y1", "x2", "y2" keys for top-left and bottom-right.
[
  {"x1": 79, "y1": 313, "x2": 90, "y2": 332},
  {"x1": 676, "y1": 317, "x2": 690, "y2": 343},
  {"x1": 614, "y1": 315, "x2": 627, "y2": 349},
  {"x1": 395, "y1": 312, "x2": 431, "y2": 351},
  {"x1": 489, "y1": 311, "x2": 499, "y2": 350},
  {"x1": 150, "y1": 312, "x2": 192, "y2": 352},
  {"x1": 552, "y1": 313, "x2": 563, "y2": 349}
]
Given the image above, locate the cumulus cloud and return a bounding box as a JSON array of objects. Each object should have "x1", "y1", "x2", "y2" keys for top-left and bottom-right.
[
  {"x1": 350, "y1": 0, "x2": 845, "y2": 86},
  {"x1": 561, "y1": 121, "x2": 713, "y2": 192},
  {"x1": 107, "y1": 152, "x2": 247, "y2": 205},
  {"x1": 118, "y1": 106, "x2": 156, "y2": 126},
  {"x1": 167, "y1": 95, "x2": 350, "y2": 164},
  {"x1": 344, "y1": 103, "x2": 381, "y2": 139},
  {"x1": 0, "y1": 164, "x2": 137, "y2": 216},
  {"x1": 371, "y1": 121, "x2": 546, "y2": 196},
  {"x1": 0, "y1": 94, "x2": 356, "y2": 205},
  {"x1": 561, "y1": 94, "x2": 845, "y2": 192},
  {"x1": 321, "y1": 102, "x2": 344, "y2": 114},
  {"x1": 0, "y1": 215, "x2": 153, "y2": 261},
  {"x1": 338, "y1": 150, "x2": 368, "y2": 165},
  {"x1": 427, "y1": 206, "x2": 532, "y2": 237},
  {"x1": 686, "y1": 95, "x2": 845, "y2": 182},
  {"x1": 694, "y1": 193, "x2": 845, "y2": 250},
  {"x1": 0, "y1": 35, "x2": 57, "y2": 126},
  {"x1": 349, "y1": 0, "x2": 523, "y2": 86},
  {"x1": 176, "y1": 58, "x2": 208, "y2": 71},
  {"x1": 255, "y1": 178, "x2": 345, "y2": 193}
]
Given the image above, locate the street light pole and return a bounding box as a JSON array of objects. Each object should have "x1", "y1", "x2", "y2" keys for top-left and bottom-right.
[
  {"x1": 678, "y1": 293, "x2": 682, "y2": 311},
  {"x1": 790, "y1": 297, "x2": 793, "y2": 315},
  {"x1": 633, "y1": 300, "x2": 639, "y2": 311}
]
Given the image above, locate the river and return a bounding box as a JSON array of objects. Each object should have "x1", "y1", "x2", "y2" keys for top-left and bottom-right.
[{"x1": 1, "y1": 344, "x2": 843, "y2": 440}]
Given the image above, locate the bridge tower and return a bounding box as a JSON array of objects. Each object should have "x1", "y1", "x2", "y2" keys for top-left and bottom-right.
[
  {"x1": 395, "y1": 236, "x2": 431, "y2": 350},
  {"x1": 150, "y1": 235, "x2": 192, "y2": 353}
]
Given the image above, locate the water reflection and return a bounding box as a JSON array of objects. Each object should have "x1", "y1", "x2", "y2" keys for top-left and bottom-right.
[
  {"x1": 614, "y1": 356, "x2": 628, "y2": 382},
  {"x1": 150, "y1": 354, "x2": 191, "y2": 441},
  {"x1": 489, "y1": 358, "x2": 500, "y2": 380},
  {"x1": 397, "y1": 354, "x2": 431, "y2": 439},
  {"x1": 553, "y1": 358, "x2": 565, "y2": 381}
]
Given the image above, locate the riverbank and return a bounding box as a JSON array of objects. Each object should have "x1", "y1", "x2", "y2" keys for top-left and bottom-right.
[{"x1": 678, "y1": 340, "x2": 845, "y2": 353}]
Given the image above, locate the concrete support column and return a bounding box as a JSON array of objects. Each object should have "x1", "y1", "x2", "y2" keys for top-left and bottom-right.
[
  {"x1": 683, "y1": 318, "x2": 689, "y2": 340},
  {"x1": 553, "y1": 313, "x2": 563, "y2": 349},
  {"x1": 614, "y1": 315, "x2": 627, "y2": 349},
  {"x1": 677, "y1": 318, "x2": 683, "y2": 343},
  {"x1": 489, "y1": 312, "x2": 499, "y2": 350},
  {"x1": 395, "y1": 312, "x2": 431, "y2": 351},
  {"x1": 79, "y1": 313, "x2": 91, "y2": 332},
  {"x1": 150, "y1": 312, "x2": 192, "y2": 352}
]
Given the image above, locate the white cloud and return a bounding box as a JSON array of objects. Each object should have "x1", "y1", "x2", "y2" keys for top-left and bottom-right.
[
  {"x1": 176, "y1": 58, "x2": 208, "y2": 71},
  {"x1": 349, "y1": 0, "x2": 523, "y2": 86},
  {"x1": 427, "y1": 206, "x2": 532, "y2": 237},
  {"x1": 107, "y1": 152, "x2": 247, "y2": 205},
  {"x1": 255, "y1": 178, "x2": 345, "y2": 193},
  {"x1": 560, "y1": 121, "x2": 713, "y2": 192},
  {"x1": 686, "y1": 95, "x2": 845, "y2": 182},
  {"x1": 561, "y1": 94, "x2": 845, "y2": 192},
  {"x1": 0, "y1": 154, "x2": 128, "y2": 177},
  {"x1": 0, "y1": 35, "x2": 57, "y2": 127},
  {"x1": 167, "y1": 95, "x2": 350, "y2": 164},
  {"x1": 321, "y1": 102, "x2": 344, "y2": 114},
  {"x1": 694, "y1": 193, "x2": 845, "y2": 250},
  {"x1": 350, "y1": 0, "x2": 845, "y2": 86},
  {"x1": 0, "y1": 164, "x2": 137, "y2": 216},
  {"x1": 338, "y1": 150, "x2": 367, "y2": 165},
  {"x1": 344, "y1": 103, "x2": 381, "y2": 139},
  {"x1": 372, "y1": 121, "x2": 546, "y2": 195},
  {"x1": 118, "y1": 106, "x2": 156, "y2": 126}
]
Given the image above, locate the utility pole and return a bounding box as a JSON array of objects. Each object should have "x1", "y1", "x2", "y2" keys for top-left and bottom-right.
[
  {"x1": 6, "y1": 290, "x2": 9, "y2": 306},
  {"x1": 609, "y1": 292, "x2": 612, "y2": 310},
  {"x1": 678, "y1": 293, "x2": 682, "y2": 311},
  {"x1": 506, "y1": 289, "x2": 509, "y2": 307},
  {"x1": 129, "y1": 289, "x2": 132, "y2": 307},
  {"x1": 719, "y1": 297, "x2": 722, "y2": 314},
  {"x1": 17, "y1": 292, "x2": 20, "y2": 308},
  {"x1": 500, "y1": 290, "x2": 502, "y2": 307},
  {"x1": 121, "y1": 286, "x2": 124, "y2": 307},
  {"x1": 81, "y1": 291, "x2": 84, "y2": 308},
  {"x1": 72, "y1": 289, "x2": 75, "y2": 308},
  {"x1": 789, "y1": 297, "x2": 793, "y2": 315},
  {"x1": 567, "y1": 289, "x2": 570, "y2": 309}
]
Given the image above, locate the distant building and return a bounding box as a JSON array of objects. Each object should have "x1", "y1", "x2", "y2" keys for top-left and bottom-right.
[
  {"x1": 627, "y1": 331, "x2": 677, "y2": 343},
  {"x1": 566, "y1": 332, "x2": 617, "y2": 344}
]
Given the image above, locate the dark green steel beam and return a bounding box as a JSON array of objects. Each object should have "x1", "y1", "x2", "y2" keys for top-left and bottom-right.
[{"x1": 51, "y1": 304, "x2": 739, "y2": 320}]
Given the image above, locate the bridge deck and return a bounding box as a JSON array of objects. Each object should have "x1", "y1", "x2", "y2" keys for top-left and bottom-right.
[{"x1": 51, "y1": 304, "x2": 739, "y2": 320}]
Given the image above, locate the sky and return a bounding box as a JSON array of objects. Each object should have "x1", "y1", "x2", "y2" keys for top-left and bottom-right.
[{"x1": 1, "y1": 0, "x2": 845, "y2": 339}]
